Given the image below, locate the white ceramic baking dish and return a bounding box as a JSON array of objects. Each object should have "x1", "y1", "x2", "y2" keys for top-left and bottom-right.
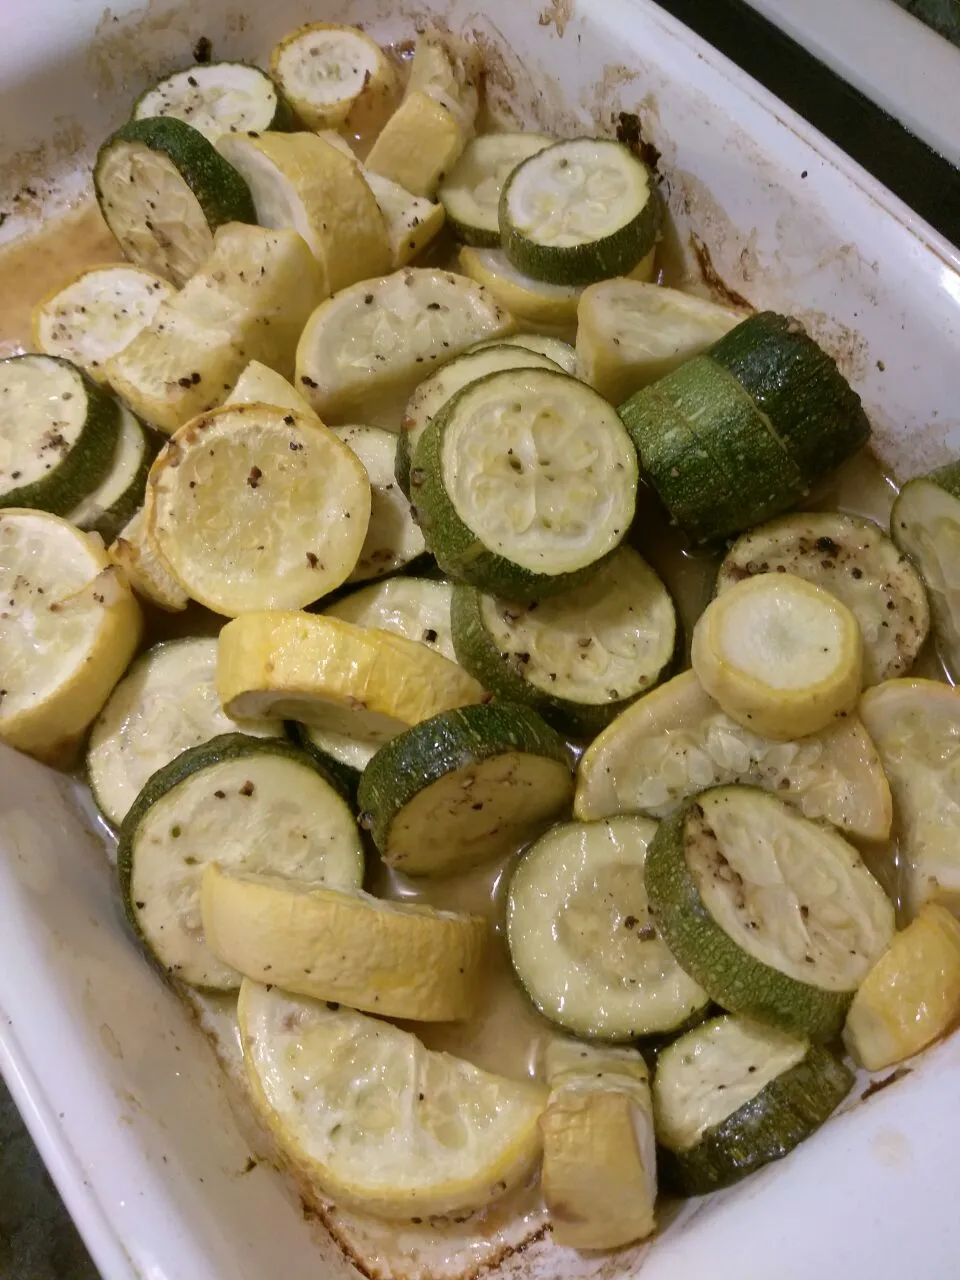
[{"x1": 2, "y1": 1, "x2": 960, "y2": 1277}]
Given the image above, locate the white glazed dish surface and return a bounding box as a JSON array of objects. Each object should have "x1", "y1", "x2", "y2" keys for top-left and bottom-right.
[{"x1": 2, "y1": 1, "x2": 960, "y2": 1278}]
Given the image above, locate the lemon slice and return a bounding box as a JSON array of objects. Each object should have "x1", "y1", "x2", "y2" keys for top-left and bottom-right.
[
  {"x1": 270, "y1": 23, "x2": 398, "y2": 135},
  {"x1": 216, "y1": 131, "x2": 390, "y2": 294},
  {"x1": 859, "y1": 679, "x2": 960, "y2": 919},
  {"x1": 201, "y1": 864, "x2": 486, "y2": 1020},
  {"x1": 225, "y1": 360, "x2": 320, "y2": 420},
  {"x1": 145, "y1": 403, "x2": 370, "y2": 616},
  {"x1": 109, "y1": 508, "x2": 188, "y2": 612},
  {"x1": 217, "y1": 611, "x2": 484, "y2": 743},
  {"x1": 238, "y1": 980, "x2": 547, "y2": 1218},
  {"x1": 540, "y1": 1041, "x2": 657, "y2": 1250},
  {"x1": 843, "y1": 904, "x2": 960, "y2": 1071},
  {"x1": 32, "y1": 263, "x2": 175, "y2": 383},
  {"x1": 0, "y1": 509, "x2": 142, "y2": 763},
  {"x1": 691, "y1": 572, "x2": 863, "y2": 740}
]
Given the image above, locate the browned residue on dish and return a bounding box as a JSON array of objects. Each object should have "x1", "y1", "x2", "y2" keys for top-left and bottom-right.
[
  {"x1": 616, "y1": 110, "x2": 663, "y2": 176},
  {"x1": 860, "y1": 1066, "x2": 912, "y2": 1103},
  {"x1": 538, "y1": 0, "x2": 574, "y2": 38},
  {"x1": 689, "y1": 234, "x2": 754, "y2": 310}
]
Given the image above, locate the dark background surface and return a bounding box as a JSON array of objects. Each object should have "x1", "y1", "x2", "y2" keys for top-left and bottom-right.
[{"x1": 1, "y1": 2, "x2": 957, "y2": 1278}]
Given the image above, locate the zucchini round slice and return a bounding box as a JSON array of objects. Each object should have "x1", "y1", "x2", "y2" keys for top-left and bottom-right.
[
  {"x1": 332, "y1": 425, "x2": 425, "y2": 581},
  {"x1": 411, "y1": 367, "x2": 638, "y2": 601},
  {"x1": 439, "y1": 133, "x2": 553, "y2": 246},
  {"x1": 458, "y1": 246, "x2": 585, "y2": 329},
  {"x1": 645, "y1": 786, "x2": 895, "y2": 1040},
  {"x1": 843, "y1": 904, "x2": 960, "y2": 1071},
  {"x1": 575, "y1": 279, "x2": 742, "y2": 405},
  {"x1": 32, "y1": 264, "x2": 176, "y2": 383},
  {"x1": 216, "y1": 132, "x2": 391, "y2": 294},
  {"x1": 541, "y1": 1042, "x2": 656, "y2": 1249},
  {"x1": 133, "y1": 63, "x2": 293, "y2": 144},
  {"x1": 0, "y1": 509, "x2": 142, "y2": 764},
  {"x1": 709, "y1": 311, "x2": 871, "y2": 486},
  {"x1": 146, "y1": 403, "x2": 371, "y2": 616},
  {"x1": 653, "y1": 1014, "x2": 853, "y2": 1195},
  {"x1": 574, "y1": 669, "x2": 893, "y2": 842},
  {"x1": 0, "y1": 354, "x2": 121, "y2": 516},
  {"x1": 395, "y1": 342, "x2": 564, "y2": 497},
  {"x1": 499, "y1": 138, "x2": 660, "y2": 287},
  {"x1": 451, "y1": 546, "x2": 676, "y2": 737},
  {"x1": 270, "y1": 23, "x2": 398, "y2": 135},
  {"x1": 67, "y1": 407, "x2": 157, "y2": 543},
  {"x1": 324, "y1": 576, "x2": 456, "y2": 662},
  {"x1": 201, "y1": 865, "x2": 486, "y2": 1020},
  {"x1": 356, "y1": 703, "x2": 574, "y2": 876},
  {"x1": 691, "y1": 573, "x2": 863, "y2": 740},
  {"x1": 238, "y1": 983, "x2": 546, "y2": 1219},
  {"x1": 467, "y1": 333, "x2": 577, "y2": 374},
  {"x1": 94, "y1": 117, "x2": 256, "y2": 287},
  {"x1": 117, "y1": 733, "x2": 364, "y2": 988},
  {"x1": 109, "y1": 508, "x2": 188, "y2": 612},
  {"x1": 891, "y1": 461, "x2": 960, "y2": 681},
  {"x1": 619, "y1": 354, "x2": 807, "y2": 545},
  {"x1": 859, "y1": 679, "x2": 960, "y2": 920},
  {"x1": 717, "y1": 512, "x2": 930, "y2": 686},
  {"x1": 294, "y1": 267, "x2": 514, "y2": 426},
  {"x1": 87, "y1": 637, "x2": 282, "y2": 828},
  {"x1": 506, "y1": 815, "x2": 710, "y2": 1040},
  {"x1": 218, "y1": 611, "x2": 483, "y2": 743}
]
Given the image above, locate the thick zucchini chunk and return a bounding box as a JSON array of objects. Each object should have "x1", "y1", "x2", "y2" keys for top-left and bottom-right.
[
  {"x1": 653, "y1": 1014, "x2": 853, "y2": 1195},
  {"x1": 645, "y1": 786, "x2": 895, "y2": 1040},
  {"x1": 411, "y1": 366, "x2": 638, "y2": 600},
  {"x1": 500, "y1": 138, "x2": 661, "y2": 286},
  {"x1": 117, "y1": 732, "x2": 364, "y2": 988},
  {"x1": 270, "y1": 23, "x2": 397, "y2": 135},
  {"x1": 717, "y1": 512, "x2": 930, "y2": 686},
  {"x1": 0, "y1": 354, "x2": 121, "y2": 516},
  {"x1": 94, "y1": 117, "x2": 256, "y2": 286},
  {"x1": 451, "y1": 546, "x2": 676, "y2": 736},
  {"x1": 357, "y1": 702, "x2": 574, "y2": 876},
  {"x1": 506, "y1": 815, "x2": 710, "y2": 1039}
]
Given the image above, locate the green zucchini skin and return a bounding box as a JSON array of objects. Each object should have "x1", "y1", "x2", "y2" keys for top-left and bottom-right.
[
  {"x1": 709, "y1": 312, "x2": 871, "y2": 484},
  {"x1": 287, "y1": 720, "x2": 360, "y2": 808},
  {"x1": 450, "y1": 581, "x2": 676, "y2": 739},
  {"x1": 95, "y1": 116, "x2": 257, "y2": 234},
  {"x1": 116, "y1": 732, "x2": 344, "y2": 946},
  {"x1": 395, "y1": 427, "x2": 415, "y2": 500},
  {"x1": 619, "y1": 356, "x2": 807, "y2": 544},
  {"x1": 658, "y1": 1039, "x2": 853, "y2": 1195},
  {"x1": 644, "y1": 794, "x2": 853, "y2": 1041},
  {"x1": 0, "y1": 356, "x2": 122, "y2": 516},
  {"x1": 499, "y1": 140, "x2": 661, "y2": 287},
  {"x1": 85, "y1": 415, "x2": 161, "y2": 543},
  {"x1": 356, "y1": 702, "x2": 572, "y2": 855},
  {"x1": 411, "y1": 375, "x2": 632, "y2": 601}
]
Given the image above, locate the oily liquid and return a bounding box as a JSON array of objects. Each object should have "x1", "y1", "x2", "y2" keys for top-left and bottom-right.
[{"x1": 0, "y1": 201, "x2": 927, "y2": 1084}]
